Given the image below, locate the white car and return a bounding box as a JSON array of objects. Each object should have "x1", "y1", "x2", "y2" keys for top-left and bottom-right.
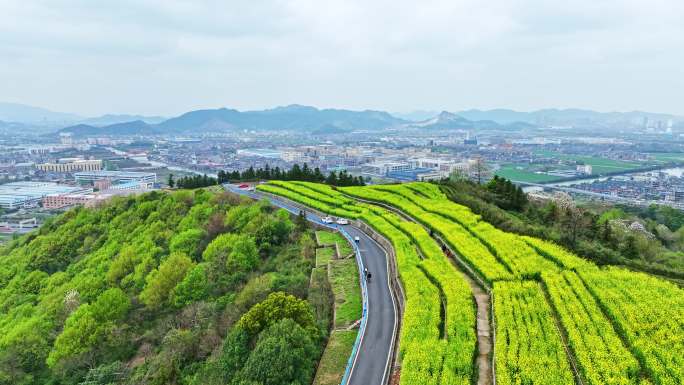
[
  {"x1": 354, "y1": 236, "x2": 360, "y2": 243},
  {"x1": 322, "y1": 216, "x2": 334, "y2": 224},
  {"x1": 336, "y1": 218, "x2": 349, "y2": 225}
]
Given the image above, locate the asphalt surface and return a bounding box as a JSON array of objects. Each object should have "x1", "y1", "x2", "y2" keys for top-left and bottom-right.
[
  {"x1": 344, "y1": 225, "x2": 396, "y2": 385},
  {"x1": 224, "y1": 184, "x2": 397, "y2": 385}
]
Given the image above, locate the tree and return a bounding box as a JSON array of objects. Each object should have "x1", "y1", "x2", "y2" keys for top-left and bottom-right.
[
  {"x1": 289, "y1": 164, "x2": 302, "y2": 180},
  {"x1": 89, "y1": 288, "x2": 131, "y2": 322},
  {"x1": 139, "y1": 253, "x2": 194, "y2": 309},
  {"x1": 168, "y1": 174, "x2": 175, "y2": 188},
  {"x1": 295, "y1": 210, "x2": 308, "y2": 232},
  {"x1": 325, "y1": 171, "x2": 338, "y2": 185},
  {"x1": 172, "y1": 264, "x2": 209, "y2": 307},
  {"x1": 202, "y1": 233, "x2": 259, "y2": 273},
  {"x1": 217, "y1": 170, "x2": 227, "y2": 184},
  {"x1": 47, "y1": 288, "x2": 130, "y2": 368},
  {"x1": 191, "y1": 327, "x2": 250, "y2": 385},
  {"x1": 313, "y1": 167, "x2": 324, "y2": 182},
  {"x1": 561, "y1": 205, "x2": 585, "y2": 248},
  {"x1": 622, "y1": 235, "x2": 639, "y2": 259},
  {"x1": 472, "y1": 157, "x2": 491, "y2": 184},
  {"x1": 235, "y1": 319, "x2": 318, "y2": 385},
  {"x1": 449, "y1": 168, "x2": 469, "y2": 183},
  {"x1": 601, "y1": 219, "x2": 613, "y2": 242},
  {"x1": 241, "y1": 209, "x2": 294, "y2": 252},
  {"x1": 486, "y1": 176, "x2": 527, "y2": 210},
  {"x1": 169, "y1": 229, "x2": 206, "y2": 261},
  {"x1": 301, "y1": 163, "x2": 310, "y2": 181},
  {"x1": 237, "y1": 292, "x2": 317, "y2": 337}
]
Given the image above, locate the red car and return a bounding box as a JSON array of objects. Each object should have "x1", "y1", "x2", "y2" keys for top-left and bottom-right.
[{"x1": 238, "y1": 184, "x2": 249, "y2": 189}]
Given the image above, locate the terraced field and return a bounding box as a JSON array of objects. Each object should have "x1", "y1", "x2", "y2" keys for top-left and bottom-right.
[
  {"x1": 258, "y1": 181, "x2": 476, "y2": 385},
  {"x1": 258, "y1": 181, "x2": 684, "y2": 385}
]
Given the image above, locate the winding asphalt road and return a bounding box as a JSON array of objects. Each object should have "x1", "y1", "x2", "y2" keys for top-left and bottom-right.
[
  {"x1": 345, "y1": 225, "x2": 396, "y2": 385},
  {"x1": 224, "y1": 184, "x2": 397, "y2": 385}
]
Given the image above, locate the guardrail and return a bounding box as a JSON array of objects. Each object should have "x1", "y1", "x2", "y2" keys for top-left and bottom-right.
[
  {"x1": 224, "y1": 185, "x2": 371, "y2": 385},
  {"x1": 338, "y1": 227, "x2": 369, "y2": 385},
  {"x1": 353, "y1": 219, "x2": 404, "y2": 383}
]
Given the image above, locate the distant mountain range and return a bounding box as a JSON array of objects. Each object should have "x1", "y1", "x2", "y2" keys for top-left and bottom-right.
[
  {"x1": 59, "y1": 105, "x2": 407, "y2": 136},
  {"x1": 392, "y1": 110, "x2": 440, "y2": 121},
  {"x1": 0, "y1": 102, "x2": 165, "y2": 131},
  {"x1": 3, "y1": 101, "x2": 683, "y2": 136},
  {"x1": 457, "y1": 108, "x2": 682, "y2": 126},
  {"x1": 405, "y1": 111, "x2": 534, "y2": 131},
  {"x1": 57, "y1": 106, "x2": 684, "y2": 136},
  {"x1": 0, "y1": 120, "x2": 31, "y2": 134},
  {"x1": 80, "y1": 114, "x2": 167, "y2": 126},
  {"x1": 0, "y1": 102, "x2": 81, "y2": 124}
]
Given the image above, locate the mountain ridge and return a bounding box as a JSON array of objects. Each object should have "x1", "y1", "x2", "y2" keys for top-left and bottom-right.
[
  {"x1": 457, "y1": 108, "x2": 683, "y2": 125},
  {"x1": 28, "y1": 103, "x2": 684, "y2": 136},
  {"x1": 60, "y1": 105, "x2": 408, "y2": 136}
]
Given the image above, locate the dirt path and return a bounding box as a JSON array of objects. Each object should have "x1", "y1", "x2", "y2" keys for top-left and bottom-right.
[
  {"x1": 475, "y1": 289, "x2": 493, "y2": 385},
  {"x1": 454, "y1": 262, "x2": 493, "y2": 385},
  {"x1": 339, "y1": 192, "x2": 495, "y2": 385}
]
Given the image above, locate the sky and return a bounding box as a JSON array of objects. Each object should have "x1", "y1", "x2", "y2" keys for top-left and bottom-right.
[{"x1": 1, "y1": 0, "x2": 684, "y2": 117}]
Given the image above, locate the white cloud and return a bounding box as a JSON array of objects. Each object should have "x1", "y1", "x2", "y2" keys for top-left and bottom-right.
[{"x1": 0, "y1": 0, "x2": 683, "y2": 116}]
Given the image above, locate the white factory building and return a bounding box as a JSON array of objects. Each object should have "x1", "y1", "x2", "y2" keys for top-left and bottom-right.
[{"x1": 0, "y1": 182, "x2": 92, "y2": 209}]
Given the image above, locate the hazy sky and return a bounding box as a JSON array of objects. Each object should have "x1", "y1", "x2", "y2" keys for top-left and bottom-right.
[{"x1": 1, "y1": 0, "x2": 683, "y2": 117}]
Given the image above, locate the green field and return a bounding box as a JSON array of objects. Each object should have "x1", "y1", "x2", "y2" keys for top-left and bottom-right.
[
  {"x1": 648, "y1": 152, "x2": 684, "y2": 163},
  {"x1": 313, "y1": 330, "x2": 358, "y2": 385},
  {"x1": 499, "y1": 151, "x2": 660, "y2": 182},
  {"x1": 495, "y1": 164, "x2": 561, "y2": 183},
  {"x1": 571, "y1": 156, "x2": 643, "y2": 174},
  {"x1": 329, "y1": 258, "x2": 362, "y2": 328},
  {"x1": 260, "y1": 181, "x2": 684, "y2": 385},
  {"x1": 315, "y1": 230, "x2": 353, "y2": 257},
  {"x1": 316, "y1": 247, "x2": 335, "y2": 267}
]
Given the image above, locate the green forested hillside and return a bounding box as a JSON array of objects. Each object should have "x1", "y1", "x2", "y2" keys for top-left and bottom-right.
[{"x1": 0, "y1": 189, "x2": 331, "y2": 385}]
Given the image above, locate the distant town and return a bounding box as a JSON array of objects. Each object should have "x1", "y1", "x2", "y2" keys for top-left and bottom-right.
[{"x1": 1, "y1": 104, "x2": 684, "y2": 241}]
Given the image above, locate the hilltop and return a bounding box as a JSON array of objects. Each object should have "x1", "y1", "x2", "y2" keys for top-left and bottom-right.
[{"x1": 0, "y1": 189, "x2": 334, "y2": 384}]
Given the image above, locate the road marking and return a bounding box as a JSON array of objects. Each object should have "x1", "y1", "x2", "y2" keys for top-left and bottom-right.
[
  {"x1": 363, "y1": 232, "x2": 398, "y2": 385},
  {"x1": 227, "y1": 185, "x2": 396, "y2": 385}
]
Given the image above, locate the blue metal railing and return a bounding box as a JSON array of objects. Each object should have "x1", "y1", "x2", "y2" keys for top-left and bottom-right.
[
  {"x1": 224, "y1": 185, "x2": 369, "y2": 385},
  {"x1": 337, "y1": 227, "x2": 368, "y2": 385}
]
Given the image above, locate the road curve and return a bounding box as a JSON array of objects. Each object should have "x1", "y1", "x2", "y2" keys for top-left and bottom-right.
[
  {"x1": 223, "y1": 184, "x2": 397, "y2": 385},
  {"x1": 345, "y1": 225, "x2": 397, "y2": 385}
]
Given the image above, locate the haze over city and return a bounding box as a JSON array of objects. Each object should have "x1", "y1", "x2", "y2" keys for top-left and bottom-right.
[{"x1": 2, "y1": 0, "x2": 684, "y2": 116}]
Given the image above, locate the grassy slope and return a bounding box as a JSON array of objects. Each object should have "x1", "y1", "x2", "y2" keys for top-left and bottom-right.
[
  {"x1": 316, "y1": 247, "x2": 335, "y2": 267},
  {"x1": 313, "y1": 330, "x2": 358, "y2": 385},
  {"x1": 316, "y1": 230, "x2": 353, "y2": 257},
  {"x1": 329, "y1": 258, "x2": 362, "y2": 328}
]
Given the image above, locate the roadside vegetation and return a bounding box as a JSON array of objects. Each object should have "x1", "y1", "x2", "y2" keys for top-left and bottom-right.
[
  {"x1": 311, "y1": 229, "x2": 362, "y2": 385},
  {"x1": 328, "y1": 259, "x2": 362, "y2": 328},
  {"x1": 218, "y1": 163, "x2": 365, "y2": 186},
  {"x1": 315, "y1": 246, "x2": 335, "y2": 267},
  {"x1": 261, "y1": 180, "x2": 684, "y2": 385},
  {"x1": 441, "y1": 178, "x2": 684, "y2": 280},
  {"x1": 0, "y1": 189, "x2": 337, "y2": 385},
  {"x1": 316, "y1": 230, "x2": 353, "y2": 257},
  {"x1": 313, "y1": 330, "x2": 357, "y2": 385},
  {"x1": 258, "y1": 181, "x2": 478, "y2": 385}
]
